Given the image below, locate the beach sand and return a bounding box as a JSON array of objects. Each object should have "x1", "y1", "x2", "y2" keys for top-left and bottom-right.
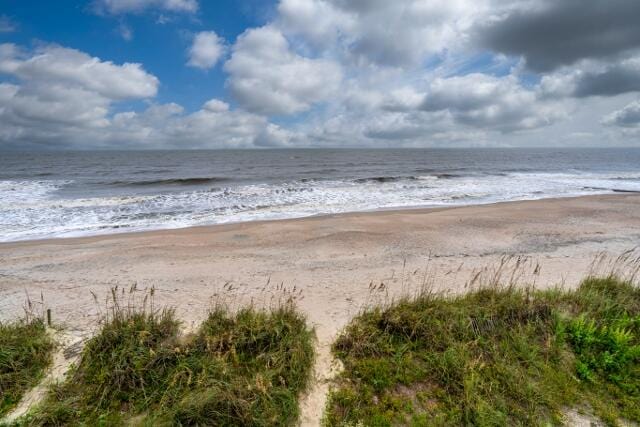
[{"x1": 1, "y1": 193, "x2": 640, "y2": 425}]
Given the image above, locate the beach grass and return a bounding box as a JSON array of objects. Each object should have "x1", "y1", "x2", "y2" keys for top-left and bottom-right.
[
  {"x1": 0, "y1": 319, "x2": 54, "y2": 418},
  {"x1": 17, "y1": 291, "x2": 314, "y2": 426},
  {"x1": 325, "y1": 276, "x2": 640, "y2": 426}
]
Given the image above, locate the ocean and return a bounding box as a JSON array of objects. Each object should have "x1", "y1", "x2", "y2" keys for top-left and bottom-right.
[{"x1": 1, "y1": 148, "x2": 639, "y2": 242}]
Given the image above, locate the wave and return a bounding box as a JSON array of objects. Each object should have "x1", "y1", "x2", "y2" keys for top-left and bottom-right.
[
  {"x1": 131, "y1": 169, "x2": 174, "y2": 175},
  {"x1": 108, "y1": 177, "x2": 230, "y2": 187},
  {"x1": 3, "y1": 169, "x2": 640, "y2": 242},
  {"x1": 354, "y1": 173, "x2": 464, "y2": 183},
  {"x1": 583, "y1": 186, "x2": 640, "y2": 194},
  {"x1": 612, "y1": 175, "x2": 640, "y2": 181},
  {"x1": 354, "y1": 176, "x2": 418, "y2": 183},
  {"x1": 0, "y1": 180, "x2": 69, "y2": 205}
]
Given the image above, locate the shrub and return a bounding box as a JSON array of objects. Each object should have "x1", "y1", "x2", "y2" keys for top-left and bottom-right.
[
  {"x1": 22, "y1": 303, "x2": 314, "y2": 426},
  {"x1": 326, "y1": 277, "x2": 640, "y2": 426}
]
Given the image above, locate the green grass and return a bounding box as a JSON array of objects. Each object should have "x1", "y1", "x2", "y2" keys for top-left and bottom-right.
[
  {"x1": 325, "y1": 277, "x2": 640, "y2": 426},
  {"x1": 0, "y1": 319, "x2": 54, "y2": 418},
  {"x1": 18, "y1": 302, "x2": 314, "y2": 426}
]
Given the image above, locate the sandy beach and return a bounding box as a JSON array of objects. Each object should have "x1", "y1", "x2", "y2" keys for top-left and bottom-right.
[
  {"x1": 5, "y1": 1, "x2": 640, "y2": 423},
  {"x1": 2, "y1": 193, "x2": 640, "y2": 424}
]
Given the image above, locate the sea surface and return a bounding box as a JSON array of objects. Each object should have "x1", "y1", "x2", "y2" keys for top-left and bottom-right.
[{"x1": 1, "y1": 148, "x2": 640, "y2": 242}]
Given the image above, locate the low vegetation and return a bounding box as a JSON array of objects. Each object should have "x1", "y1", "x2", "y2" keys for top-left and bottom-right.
[
  {"x1": 16, "y1": 291, "x2": 314, "y2": 426},
  {"x1": 4, "y1": 266, "x2": 640, "y2": 426},
  {"x1": 0, "y1": 319, "x2": 54, "y2": 418},
  {"x1": 325, "y1": 276, "x2": 640, "y2": 426}
]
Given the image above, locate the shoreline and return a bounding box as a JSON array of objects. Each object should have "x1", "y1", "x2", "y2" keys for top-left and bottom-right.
[
  {"x1": 2, "y1": 193, "x2": 637, "y2": 247},
  {"x1": 2, "y1": 192, "x2": 639, "y2": 425},
  {"x1": 1, "y1": 193, "x2": 639, "y2": 330}
]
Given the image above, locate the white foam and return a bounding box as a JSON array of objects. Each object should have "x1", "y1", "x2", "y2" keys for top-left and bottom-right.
[
  {"x1": 1, "y1": 171, "x2": 639, "y2": 242},
  {"x1": 0, "y1": 180, "x2": 67, "y2": 205}
]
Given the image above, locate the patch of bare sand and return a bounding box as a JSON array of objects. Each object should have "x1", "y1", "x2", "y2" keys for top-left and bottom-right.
[
  {"x1": 1, "y1": 194, "x2": 639, "y2": 425},
  {"x1": 2, "y1": 329, "x2": 84, "y2": 424}
]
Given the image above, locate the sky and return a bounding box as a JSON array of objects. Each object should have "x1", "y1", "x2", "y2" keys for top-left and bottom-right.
[{"x1": 0, "y1": 0, "x2": 639, "y2": 150}]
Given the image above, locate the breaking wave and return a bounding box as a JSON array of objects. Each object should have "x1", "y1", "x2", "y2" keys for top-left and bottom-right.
[
  {"x1": 107, "y1": 177, "x2": 230, "y2": 187},
  {"x1": 1, "y1": 170, "x2": 639, "y2": 242}
]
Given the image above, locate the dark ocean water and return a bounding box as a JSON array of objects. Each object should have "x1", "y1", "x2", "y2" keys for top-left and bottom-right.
[{"x1": 1, "y1": 148, "x2": 640, "y2": 242}]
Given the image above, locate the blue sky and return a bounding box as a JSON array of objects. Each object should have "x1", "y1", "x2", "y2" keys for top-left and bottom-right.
[
  {"x1": 0, "y1": 0, "x2": 639, "y2": 149},
  {"x1": 1, "y1": 0, "x2": 275, "y2": 111}
]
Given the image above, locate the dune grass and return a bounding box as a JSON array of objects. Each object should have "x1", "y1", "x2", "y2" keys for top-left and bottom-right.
[
  {"x1": 0, "y1": 319, "x2": 54, "y2": 419},
  {"x1": 325, "y1": 276, "x2": 640, "y2": 426},
  {"x1": 18, "y1": 295, "x2": 314, "y2": 426}
]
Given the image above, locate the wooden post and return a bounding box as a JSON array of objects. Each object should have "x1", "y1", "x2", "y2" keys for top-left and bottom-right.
[{"x1": 47, "y1": 309, "x2": 51, "y2": 327}]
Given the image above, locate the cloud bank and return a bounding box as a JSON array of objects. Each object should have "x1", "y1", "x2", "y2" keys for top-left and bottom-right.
[
  {"x1": 1, "y1": 0, "x2": 640, "y2": 149},
  {"x1": 0, "y1": 43, "x2": 293, "y2": 149}
]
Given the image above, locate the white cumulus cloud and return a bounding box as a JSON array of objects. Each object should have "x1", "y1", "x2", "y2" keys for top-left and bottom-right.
[
  {"x1": 0, "y1": 43, "x2": 158, "y2": 99},
  {"x1": 188, "y1": 31, "x2": 225, "y2": 70},
  {"x1": 224, "y1": 26, "x2": 342, "y2": 116},
  {"x1": 278, "y1": 0, "x2": 488, "y2": 67},
  {"x1": 421, "y1": 73, "x2": 566, "y2": 131}
]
